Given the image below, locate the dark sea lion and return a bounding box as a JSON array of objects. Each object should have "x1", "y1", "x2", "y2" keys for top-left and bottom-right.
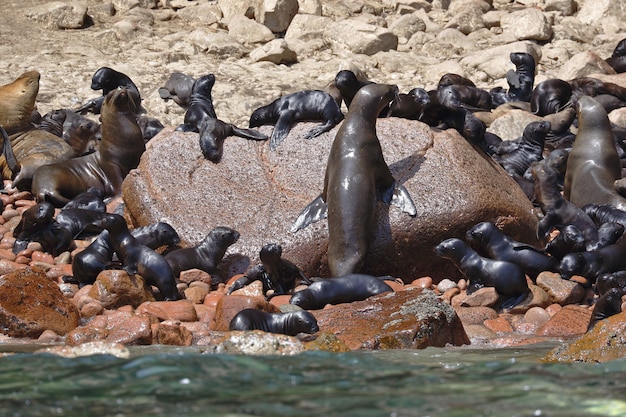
[
  {"x1": 174, "y1": 74, "x2": 217, "y2": 133},
  {"x1": 89, "y1": 213, "x2": 181, "y2": 300},
  {"x1": 584, "y1": 204, "x2": 626, "y2": 229},
  {"x1": 158, "y1": 72, "x2": 195, "y2": 108},
  {"x1": 437, "y1": 73, "x2": 476, "y2": 88},
  {"x1": 248, "y1": 90, "x2": 344, "y2": 151},
  {"x1": 31, "y1": 87, "x2": 145, "y2": 206},
  {"x1": 75, "y1": 67, "x2": 142, "y2": 115},
  {"x1": 0, "y1": 70, "x2": 40, "y2": 135},
  {"x1": 55, "y1": 208, "x2": 111, "y2": 238},
  {"x1": 198, "y1": 117, "x2": 267, "y2": 163},
  {"x1": 70, "y1": 221, "x2": 180, "y2": 286},
  {"x1": 605, "y1": 38, "x2": 626, "y2": 73},
  {"x1": 491, "y1": 52, "x2": 536, "y2": 106},
  {"x1": 164, "y1": 226, "x2": 239, "y2": 277},
  {"x1": 333, "y1": 69, "x2": 372, "y2": 109},
  {"x1": 434, "y1": 238, "x2": 529, "y2": 309},
  {"x1": 559, "y1": 240, "x2": 626, "y2": 284},
  {"x1": 12, "y1": 201, "x2": 75, "y2": 256},
  {"x1": 291, "y1": 83, "x2": 416, "y2": 277},
  {"x1": 136, "y1": 115, "x2": 164, "y2": 142},
  {"x1": 465, "y1": 221, "x2": 558, "y2": 281},
  {"x1": 569, "y1": 77, "x2": 626, "y2": 102},
  {"x1": 596, "y1": 270, "x2": 626, "y2": 296},
  {"x1": 289, "y1": 274, "x2": 393, "y2": 310},
  {"x1": 588, "y1": 286, "x2": 626, "y2": 330},
  {"x1": 530, "y1": 78, "x2": 572, "y2": 116},
  {"x1": 386, "y1": 87, "x2": 430, "y2": 119},
  {"x1": 439, "y1": 107, "x2": 494, "y2": 155},
  {"x1": 62, "y1": 187, "x2": 106, "y2": 212},
  {"x1": 228, "y1": 309, "x2": 319, "y2": 336},
  {"x1": 542, "y1": 224, "x2": 585, "y2": 260},
  {"x1": 492, "y1": 121, "x2": 550, "y2": 177},
  {"x1": 36, "y1": 108, "x2": 66, "y2": 137},
  {"x1": 563, "y1": 95, "x2": 626, "y2": 210},
  {"x1": 437, "y1": 85, "x2": 492, "y2": 112}
]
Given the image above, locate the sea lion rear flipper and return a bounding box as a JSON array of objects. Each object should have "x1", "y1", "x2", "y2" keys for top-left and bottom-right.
[
  {"x1": 158, "y1": 87, "x2": 173, "y2": 101},
  {"x1": 506, "y1": 69, "x2": 521, "y2": 89},
  {"x1": 390, "y1": 183, "x2": 417, "y2": 216},
  {"x1": 303, "y1": 120, "x2": 337, "y2": 139},
  {"x1": 500, "y1": 291, "x2": 529, "y2": 311},
  {"x1": 291, "y1": 195, "x2": 328, "y2": 233},
  {"x1": 231, "y1": 126, "x2": 269, "y2": 141},
  {"x1": 1, "y1": 125, "x2": 21, "y2": 180},
  {"x1": 270, "y1": 111, "x2": 295, "y2": 150}
]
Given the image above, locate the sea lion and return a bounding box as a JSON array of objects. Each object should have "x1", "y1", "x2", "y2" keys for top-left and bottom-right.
[
  {"x1": 175, "y1": 74, "x2": 217, "y2": 133},
  {"x1": 542, "y1": 224, "x2": 585, "y2": 260},
  {"x1": 492, "y1": 121, "x2": 550, "y2": 177},
  {"x1": 164, "y1": 226, "x2": 240, "y2": 277},
  {"x1": 158, "y1": 72, "x2": 195, "y2": 108},
  {"x1": 291, "y1": 83, "x2": 416, "y2": 277},
  {"x1": 434, "y1": 237, "x2": 529, "y2": 309},
  {"x1": 248, "y1": 90, "x2": 344, "y2": 151},
  {"x1": 12, "y1": 201, "x2": 75, "y2": 256},
  {"x1": 563, "y1": 95, "x2": 626, "y2": 210},
  {"x1": 0, "y1": 70, "x2": 40, "y2": 135},
  {"x1": 333, "y1": 69, "x2": 372, "y2": 109},
  {"x1": 55, "y1": 208, "x2": 111, "y2": 238},
  {"x1": 588, "y1": 286, "x2": 626, "y2": 330},
  {"x1": 530, "y1": 78, "x2": 572, "y2": 116},
  {"x1": 569, "y1": 77, "x2": 626, "y2": 102},
  {"x1": 386, "y1": 87, "x2": 430, "y2": 119},
  {"x1": 75, "y1": 67, "x2": 142, "y2": 115},
  {"x1": 70, "y1": 221, "x2": 180, "y2": 287},
  {"x1": 229, "y1": 309, "x2": 319, "y2": 336},
  {"x1": 596, "y1": 271, "x2": 626, "y2": 297},
  {"x1": 437, "y1": 73, "x2": 475, "y2": 88},
  {"x1": 584, "y1": 204, "x2": 626, "y2": 229},
  {"x1": 62, "y1": 187, "x2": 106, "y2": 212},
  {"x1": 465, "y1": 221, "x2": 558, "y2": 281},
  {"x1": 89, "y1": 213, "x2": 181, "y2": 300},
  {"x1": 490, "y1": 52, "x2": 536, "y2": 106},
  {"x1": 136, "y1": 115, "x2": 164, "y2": 142},
  {"x1": 559, "y1": 240, "x2": 626, "y2": 284},
  {"x1": 437, "y1": 85, "x2": 492, "y2": 112},
  {"x1": 198, "y1": 117, "x2": 267, "y2": 163},
  {"x1": 31, "y1": 87, "x2": 145, "y2": 206},
  {"x1": 60, "y1": 111, "x2": 100, "y2": 156},
  {"x1": 36, "y1": 108, "x2": 66, "y2": 138},
  {"x1": 289, "y1": 274, "x2": 393, "y2": 310},
  {"x1": 227, "y1": 243, "x2": 311, "y2": 298}
]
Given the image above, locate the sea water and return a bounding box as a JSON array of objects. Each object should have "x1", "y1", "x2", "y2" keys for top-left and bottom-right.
[{"x1": 0, "y1": 344, "x2": 625, "y2": 417}]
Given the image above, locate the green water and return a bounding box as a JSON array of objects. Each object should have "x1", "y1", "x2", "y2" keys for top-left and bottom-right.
[{"x1": 0, "y1": 344, "x2": 625, "y2": 417}]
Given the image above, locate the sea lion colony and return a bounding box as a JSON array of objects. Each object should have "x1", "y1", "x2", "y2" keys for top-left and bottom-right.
[{"x1": 2, "y1": 36, "x2": 626, "y2": 335}]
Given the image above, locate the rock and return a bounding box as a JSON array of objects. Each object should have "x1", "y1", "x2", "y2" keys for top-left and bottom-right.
[
  {"x1": 122, "y1": 120, "x2": 539, "y2": 283},
  {"x1": 521, "y1": 306, "x2": 551, "y2": 333},
  {"x1": 311, "y1": 288, "x2": 469, "y2": 350},
  {"x1": 576, "y1": 0, "x2": 626, "y2": 26},
  {"x1": 66, "y1": 311, "x2": 153, "y2": 345},
  {"x1": 501, "y1": 8, "x2": 553, "y2": 42},
  {"x1": 88, "y1": 270, "x2": 156, "y2": 309},
  {"x1": 459, "y1": 41, "x2": 542, "y2": 80},
  {"x1": 179, "y1": 268, "x2": 214, "y2": 285},
  {"x1": 213, "y1": 295, "x2": 281, "y2": 331},
  {"x1": 0, "y1": 267, "x2": 79, "y2": 338},
  {"x1": 305, "y1": 332, "x2": 351, "y2": 352},
  {"x1": 154, "y1": 322, "x2": 193, "y2": 345},
  {"x1": 135, "y1": 299, "x2": 199, "y2": 322},
  {"x1": 26, "y1": 2, "x2": 88, "y2": 30},
  {"x1": 183, "y1": 285, "x2": 209, "y2": 304},
  {"x1": 185, "y1": 29, "x2": 250, "y2": 58},
  {"x1": 444, "y1": 1, "x2": 486, "y2": 35},
  {"x1": 507, "y1": 284, "x2": 552, "y2": 314},
  {"x1": 436, "y1": 278, "x2": 458, "y2": 292},
  {"x1": 535, "y1": 304, "x2": 592, "y2": 337},
  {"x1": 460, "y1": 287, "x2": 500, "y2": 308},
  {"x1": 388, "y1": 12, "x2": 426, "y2": 43},
  {"x1": 454, "y1": 305, "x2": 499, "y2": 325},
  {"x1": 212, "y1": 330, "x2": 305, "y2": 355},
  {"x1": 228, "y1": 15, "x2": 275, "y2": 45},
  {"x1": 553, "y1": 17, "x2": 598, "y2": 44},
  {"x1": 249, "y1": 39, "x2": 298, "y2": 64},
  {"x1": 483, "y1": 316, "x2": 514, "y2": 333},
  {"x1": 487, "y1": 109, "x2": 541, "y2": 142},
  {"x1": 257, "y1": 0, "x2": 299, "y2": 33},
  {"x1": 544, "y1": 0, "x2": 576, "y2": 16},
  {"x1": 556, "y1": 51, "x2": 617, "y2": 80},
  {"x1": 112, "y1": 0, "x2": 158, "y2": 11},
  {"x1": 536, "y1": 271, "x2": 585, "y2": 305},
  {"x1": 542, "y1": 310, "x2": 626, "y2": 363},
  {"x1": 35, "y1": 341, "x2": 130, "y2": 358},
  {"x1": 217, "y1": 0, "x2": 256, "y2": 21}
]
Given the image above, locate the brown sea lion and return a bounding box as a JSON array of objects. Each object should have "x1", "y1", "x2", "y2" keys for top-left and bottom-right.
[
  {"x1": 291, "y1": 83, "x2": 416, "y2": 277},
  {"x1": 30, "y1": 87, "x2": 145, "y2": 206},
  {"x1": 563, "y1": 95, "x2": 626, "y2": 210},
  {"x1": 0, "y1": 70, "x2": 40, "y2": 135}
]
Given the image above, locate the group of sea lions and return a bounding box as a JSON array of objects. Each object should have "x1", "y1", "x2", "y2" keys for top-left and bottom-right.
[{"x1": 3, "y1": 37, "x2": 626, "y2": 335}]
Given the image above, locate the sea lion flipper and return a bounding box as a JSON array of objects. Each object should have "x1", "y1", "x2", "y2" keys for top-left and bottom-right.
[
  {"x1": 390, "y1": 183, "x2": 417, "y2": 216},
  {"x1": 506, "y1": 69, "x2": 521, "y2": 89},
  {"x1": 270, "y1": 111, "x2": 295, "y2": 150},
  {"x1": 291, "y1": 195, "x2": 328, "y2": 233},
  {"x1": 231, "y1": 126, "x2": 269, "y2": 141},
  {"x1": 158, "y1": 87, "x2": 172, "y2": 100}
]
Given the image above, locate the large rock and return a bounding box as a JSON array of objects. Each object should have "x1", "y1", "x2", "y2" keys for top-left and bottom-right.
[
  {"x1": 0, "y1": 267, "x2": 79, "y2": 338},
  {"x1": 122, "y1": 119, "x2": 538, "y2": 282}
]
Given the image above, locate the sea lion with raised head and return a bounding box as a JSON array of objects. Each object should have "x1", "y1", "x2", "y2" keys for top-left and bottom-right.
[
  {"x1": 291, "y1": 83, "x2": 416, "y2": 277},
  {"x1": 490, "y1": 52, "x2": 536, "y2": 106},
  {"x1": 158, "y1": 72, "x2": 195, "y2": 108},
  {"x1": 530, "y1": 78, "x2": 572, "y2": 116},
  {"x1": 75, "y1": 67, "x2": 142, "y2": 115}
]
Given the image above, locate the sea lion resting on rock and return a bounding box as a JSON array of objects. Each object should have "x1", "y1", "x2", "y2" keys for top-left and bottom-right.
[
  {"x1": 291, "y1": 83, "x2": 416, "y2": 277},
  {"x1": 175, "y1": 74, "x2": 217, "y2": 133},
  {"x1": 289, "y1": 274, "x2": 393, "y2": 310},
  {"x1": 229, "y1": 309, "x2": 319, "y2": 336},
  {"x1": 564, "y1": 95, "x2": 626, "y2": 211},
  {"x1": 62, "y1": 187, "x2": 106, "y2": 212},
  {"x1": 559, "y1": 240, "x2": 626, "y2": 285},
  {"x1": 31, "y1": 87, "x2": 145, "y2": 206},
  {"x1": 492, "y1": 121, "x2": 550, "y2": 177},
  {"x1": 588, "y1": 286, "x2": 626, "y2": 330},
  {"x1": 248, "y1": 90, "x2": 344, "y2": 151},
  {"x1": 435, "y1": 238, "x2": 529, "y2": 310},
  {"x1": 198, "y1": 117, "x2": 267, "y2": 163},
  {"x1": 12, "y1": 201, "x2": 75, "y2": 256},
  {"x1": 89, "y1": 213, "x2": 181, "y2": 300},
  {"x1": 164, "y1": 226, "x2": 240, "y2": 277}
]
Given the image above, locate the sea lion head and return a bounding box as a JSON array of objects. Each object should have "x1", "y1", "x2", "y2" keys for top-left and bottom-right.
[
  {"x1": 103, "y1": 87, "x2": 137, "y2": 114},
  {"x1": 334, "y1": 70, "x2": 360, "y2": 93},
  {"x1": 408, "y1": 87, "x2": 430, "y2": 106},
  {"x1": 351, "y1": 83, "x2": 399, "y2": 116},
  {"x1": 198, "y1": 118, "x2": 225, "y2": 162},
  {"x1": 523, "y1": 120, "x2": 551, "y2": 143},
  {"x1": 152, "y1": 222, "x2": 181, "y2": 248},
  {"x1": 13, "y1": 201, "x2": 55, "y2": 237},
  {"x1": 207, "y1": 226, "x2": 240, "y2": 247},
  {"x1": 287, "y1": 310, "x2": 319, "y2": 334},
  {"x1": 90, "y1": 67, "x2": 121, "y2": 91},
  {"x1": 192, "y1": 74, "x2": 216, "y2": 99},
  {"x1": 466, "y1": 222, "x2": 495, "y2": 246},
  {"x1": 434, "y1": 237, "x2": 467, "y2": 261},
  {"x1": 510, "y1": 52, "x2": 535, "y2": 67},
  {"x1": 575, "y1": 95, "x2": 605, "y2": 126},
  {"x1": 559, "y1": 252, "x2": 586, "y2": 280},
  {"x1": 289, "y1": 288, "x2": 315, "y2": 310},
  {"x1": 0, "y1": 70, "x2": 41, "y2": 133},
  {"x1": 259, "y1": 243, "x2": 282, "y2": 263}
]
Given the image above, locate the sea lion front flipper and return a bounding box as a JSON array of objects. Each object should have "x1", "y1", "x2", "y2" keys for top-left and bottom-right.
[
  {"x1": 270, "y1": 110, "x2": 296, "y2": 150},
  {"x1": 231, "y1": 126, "x2": 269, "y2": 141},
  {"x1": 158, "y1": 87, "x2": 173, "y2": 101},
  {"x1": 500, "y1": 291, "x2": 528, "y2": 311},
  {"x1": 390, "y1": 183, "x2": 417, "y2": 216},
  {"x1": 291, "y1": 195, "x2": 328, "y2": 233},
  {"x1": 506, "y1": 69, "x2": 521, "y2": 90},
  {"x1": 303, "y1": 120, "x2": 337, "y2": 140}
]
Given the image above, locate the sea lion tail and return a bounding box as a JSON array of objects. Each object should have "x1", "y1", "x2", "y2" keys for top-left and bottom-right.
[
  {"x1": 391, "y1": 183, "x2": 417, "y2": 216},
  {"x1": 291, "y1": 195, "x2": 328, "y2": 233}
]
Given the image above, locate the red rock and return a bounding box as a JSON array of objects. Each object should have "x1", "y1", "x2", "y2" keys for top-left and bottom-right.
[
  {"x1": 204, "y1": 291, "x2": 224, "y2": 308},
  {"x1": 80, "y1": 301, "x2": 104, "y2": 318},
  {"x1": 0, "y1": 249, "x2": 16, "y2": 262},
  {"x1": 66, "y1": 311, "x2": 153, "y2": 346},
  {"x1": 269, "y1": 294, "x2": 292, "y2": 308},
  {"x1": 229, "y1": 279, "x2": 264, "y2": 297},
  {"x1": 154, "y1": 323, "x2": 193, "y2": 346},
  {"x1": 411, "y1": 276, "x2": 433, "y2": 289},
  {"x1": 213, "y1": 295, "x2": 281, "y2": 331},
  {"x1": 0, "y1": 267, "x2": 80, "y2": 338},
  {"x1": 545, "y1": 303, "x2": 562, "y2": 316},
  {"x1": 383, "y1": 278, "x2": 405, "y2": 292},
  {"x1": 179, "y1": 268, "x2": 214, "y2": 285},
  {"x1": 15, "y1": 255, "x2": 30, "y2": 265},
  {"x1": 89, "y1": 270, "x2": 156, "y2": 309},
  {"x1": 13, "y1": 199, "x2": 35, "y2": 208},
  {"x1": 536, "y1": 305, "x2": 592, "y2": 337},
  {"x1": 460, "y1": 287, "x2": 500, "y2": 308},
  {"x1": 523, "y1": 307, "x2": 551, "y2": 334},
  {"x1": 136, "y1": 299, "x2": 199, "y2": 322},
  {"x1": 193, "y1": 304, "x2": 216, "y2": 323},
  {"x1": 441, "y1": 287, "x2": 460, "y2": 304},
  {"x1": 0, "y1": 259, "x2": 24, "y2": 274},
  {"x1": 507, "y1": 284, "x2": 551, "y2": 314},
  {"x1": 184, "y1": 286, "x2": 209, "y2": 304},
  {"x1": 454, "y1": 306, "x2": 499, "y2": 325},
  {"x1": 484, "y1": 316, "x2": 513, "y2": 333},
  {"x1": 31, "y1": 251, "x2": 54, "y2": 264},
  {"x1": 536, "y1": 271, "x2": 585, "y2": 305}
]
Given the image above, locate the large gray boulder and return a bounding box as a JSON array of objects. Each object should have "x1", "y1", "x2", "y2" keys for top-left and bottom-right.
[{"x1": 122, "y1": 119, "x2": 538, "y2": 283}]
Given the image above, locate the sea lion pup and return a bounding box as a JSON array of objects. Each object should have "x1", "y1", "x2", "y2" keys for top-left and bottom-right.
[
  {"x1": 288, "y1": 274, "x2": 393, "y2": 310},
  {"x1": 158, "y1": 71, "x2": 195, "y2": 108},
  {"x1": 437, "y1": 73, "x2": 476, "y2": 88},
  {"x1": 437, "y1": 85, "x2": 492, "y2": 112},
  {"x1": 588, "y1": 286, "x2": 626, "y2": 330},
  {"x1": 434, "y1": 238, "x2": 529, "y2": 309},
  {"x1": 559, "y1": 240, "x2": 626, "y2": 285},
  {"x1": 596, "y1": 271, "x2": 626, "y2": 297},
  {"x1": 198, "y1": 117, "x2": 267, "y2": 163},
  {"x1": 89, "y1": 213, "x2": 181, "y2": 300},
  {"x1": 55, "y1": 209, "x2": 111, "y2": 238},
  {"x1": 465, "y1": 221, "x2": 558, "y2": 281},
  {"x1": 136, "y1": 115, "x2": 164, "y2": 142},
  {"x1": 291, "y1": 83, "x2": 416, "y2": 277},
  {"x1": 248, "y1": 90, "x2": 344, "y2": 151},
  {"x1": 386, "y1": 87, "x2": 430, "y2": 119},
  {"x1": 569, "y1": 77, "x2": 626, "y2": 102},
  {"x1": 229, "y1": 309, "x2": 319, "y2": 336},
  {"x1": 175, "y1": 73, "x2": 217, "y2": 133},
  {"x1": 333, "y1": 69, "x2": 372, "y2": 109},
  {"x1": 584, "y1": 204, "x2": 626, "y2": 230},
  {"x1": 490, "y1": 52, "x2": 536, "y2": 107},
  {"x1": 31, "y1": 87, "x2": 145, "y2": 206},
  {"x1": 75, "y1": 67, "x2": 142, "y2": 115},
  {"x1": 564, "y1": 95, "x2": 626, "y2": 211},
  {"x1": 36, "y1": 108, "x2": 66, "y2": 138},
  {"x1": 164, "y1": 226, "x2": 240, "y2": 277},
  {"x1": 530, "y1": 78, "x2": 573, "y2": 116},
  {"x1": 70, "y1": 222, "x2": 180, "y2": 287},
  {"x1": 0, "y1": 70, "x2": 40, "y2": 135},
  {"x1": 542, "y1": 225, "x2": 585, "y2": 260},
  {"x1": 62, "y1": 111, "x2": 100, "y2": 156},
  {"x1": 227, "y1": 243, "x2": 311, "y2": 298},
  {"x1": 492, "y1": 121, "x2": 550, "y2": 177},
  {"x1": 606, "y1": 38, "x2": 626, "y2": 73},
  {"x1": 11, "y1": 201, "x2": 75, "y2": 256},
  {"x1": 62, "y1": 187, "x2": 106, "y2": 212}
]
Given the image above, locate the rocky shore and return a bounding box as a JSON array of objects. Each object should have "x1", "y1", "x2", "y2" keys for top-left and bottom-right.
[{"x1": 1, "y1": 0, "x2": 626, "y2": 362}]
